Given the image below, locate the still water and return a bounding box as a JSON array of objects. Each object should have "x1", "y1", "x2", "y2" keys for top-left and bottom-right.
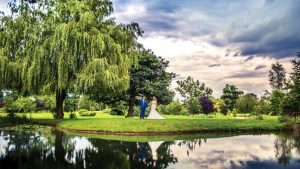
[{"x1": 0, "y1": 126, "x2": 299, "y2": 169}]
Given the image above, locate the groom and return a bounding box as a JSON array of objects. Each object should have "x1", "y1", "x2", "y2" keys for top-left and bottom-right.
[{"x1": 139, "y1": 96, "x2": 148, "y2": 119}]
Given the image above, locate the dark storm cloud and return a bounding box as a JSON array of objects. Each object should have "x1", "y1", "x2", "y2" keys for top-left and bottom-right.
[
  {"x1": 232, "y1": 0, "x2": 300, "y2": 58},
  {"x1": 254, "y1": 64, "x2": 267, "y2": 70},
  {"x1": 208, "y1": 64, "x2": 221, "y2": 68},
  {"x1": 112, "y1": 0, "x2": 300, "y2": 59}
]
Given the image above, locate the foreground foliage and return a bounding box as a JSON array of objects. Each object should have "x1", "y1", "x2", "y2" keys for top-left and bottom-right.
[{"x1": 0, "y1": 0, "x2": 141, "y2": 119}]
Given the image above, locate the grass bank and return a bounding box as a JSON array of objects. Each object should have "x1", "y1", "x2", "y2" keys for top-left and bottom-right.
[{"x1": 0, "y1": 112, "x2": 286, "y2": 134}]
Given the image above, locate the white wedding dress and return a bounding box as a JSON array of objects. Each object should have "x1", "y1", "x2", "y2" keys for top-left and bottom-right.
[{"x1": 147, "y1": 101, "x2": 165, "y2": 119}]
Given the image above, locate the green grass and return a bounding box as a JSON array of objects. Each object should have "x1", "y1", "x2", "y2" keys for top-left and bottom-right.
[{"x1": 0, "y1": 112, "x2": 285, "y2": 134}]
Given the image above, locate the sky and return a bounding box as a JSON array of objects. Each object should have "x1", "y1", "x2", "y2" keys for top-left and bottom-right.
[{"x1": 1, "y1": 0, "x2": 300, "y2": 98}]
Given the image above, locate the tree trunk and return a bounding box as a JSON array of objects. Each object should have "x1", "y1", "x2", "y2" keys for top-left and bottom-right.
[
  {"x1": 56, "y1": 89, "x2": 66, "y2": 119},
  {"x1": 55, "y1": 130, "x2": 67, "y2": 166},
  {"x1": 127, "y1": 79, "x2": 136, "y2": 117}
]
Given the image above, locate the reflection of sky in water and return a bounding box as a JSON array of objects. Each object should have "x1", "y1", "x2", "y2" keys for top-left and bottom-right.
[
  {"x1": 1, "y1": 129, "x2": 300, "y2": 169},
  {"x1": 168, "y1": 135, "x2": 300, "y2": 169},
  {"x1": 0, "y1": 137, "x2": 8, "y2": 158},
  {"x1": 65, "y1": 137, "x2": 98, "y2": 168}
]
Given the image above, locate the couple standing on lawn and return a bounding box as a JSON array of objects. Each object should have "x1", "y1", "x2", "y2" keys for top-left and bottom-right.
[{"x1": 139, "y1": 96, "x2": 165, "y2": 119}]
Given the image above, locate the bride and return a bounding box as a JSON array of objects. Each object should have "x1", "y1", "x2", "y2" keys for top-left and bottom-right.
[{"x1": 148, "y1": 96, "x2": 165, "y2": 119}]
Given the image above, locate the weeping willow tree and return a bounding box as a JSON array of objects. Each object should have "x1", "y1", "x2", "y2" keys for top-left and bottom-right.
[{"x1": 0, "y1": 0, "x2": 142, "y2": 119}]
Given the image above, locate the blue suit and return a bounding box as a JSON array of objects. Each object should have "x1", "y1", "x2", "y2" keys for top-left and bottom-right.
[{"x1": 139, "y1": 99, "x2": 148, "y2": 119}]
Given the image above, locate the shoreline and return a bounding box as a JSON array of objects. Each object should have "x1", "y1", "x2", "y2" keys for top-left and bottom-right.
[
  {"x1": 55, "y1": 126, "x2": 286, "y2": 136},
  {"x1": 1, "y1": 120, "x2": 293, "y2": 136}
]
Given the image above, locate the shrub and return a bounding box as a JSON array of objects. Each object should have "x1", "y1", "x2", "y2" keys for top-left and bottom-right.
[
  {"x1": 102, "y1": 108, "x2": 112, "y2": 114},
  {"x1": 255, "y1": 99, "x2": 271, "y2": 115},
  {"x1": 219, "y1": 102, "x2": 228, "y2": 115},
  {"x1": 186, "y1": 98, "x2": 201, "y2": 115},
  {"x1": 69, "y1": 112, "x2": 77, "y2": 119},
  {"x1": 78, "y1": 109, "x2": 96, "y2": 117},
  {"x1": 78, "y1": 95, "x2": 100, "y2": 111},
  {"x1": 4, "y1": 93, "x2": 19, "y2": 113},
  {"x1": 64, "y1": 95, "x2": 79, "y2": 112},
  {"x1": 4, "y1": 95, "x2": 36, "y2": 113},
  {"x1": 110, "y1": 108, "x2": 125, "y2": 116},
  {"x1": 270, "y1": 90, "x2": 285, "y2": 115},
  {"x1": 36, "y1": 95, "x2": 56, "y2": 112},
  {"x1": 235, "y1": 94, "x2": 257, "y2": 115},
  {"x1": 278, "y1": 116, "x2": 289, "y2": 123},
  {"x1": 199, "y1": 96, "x2": 214, "y2": 115},
  {"x1": 110, "y1": 101, "x2": 127, "y2": 116},
  {"x1": 280, "y1": 95, "x2": 299, "y2": 116},
  {"x1": 159, "y1": 101, "x2": 187, "y2": 115},
  {"x1": 15, "y1": 97, "x2": 36, "y2": 113}
]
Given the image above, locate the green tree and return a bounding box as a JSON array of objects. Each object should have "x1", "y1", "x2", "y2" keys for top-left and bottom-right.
[
  {"x1": 270, "y1": 90, "x2": 285, "y2": 115},
  {"x1": 176, "y1": 76, "x2": 212, "y2": 100},
  {"x1": 159, "y1": 100, "x2": 187, "y2": 115},
  {"x1": 288, "y1": 51, "x2": 300, "y2": 111},
  {"x1": 269, "y1": 62, "x2": 286, "y2": 90},
  {"x1": 220, "y1": 84, "x2": 243, "y2": 111},
  {"x1": 255, "y1": 98, "x2": 271, "y2": 115},
  {"x1": 126, "y1": 50, "x2": 175, "y2": 117},
  {"x1": 78, "y1": 95, "x2": 100, "y2": 111},
  {"x1": 0, "y1": 0, "x2": 141, "y2": 119},
  {"x1": 235, "y1": 93, "x2": 257, "y2": 116},
  {"x1": 186, "y1": 97, "x2": 201, "y2": 115},
  {"x1": 214, "y1": 99, "x2": 228, "y2": 115}
]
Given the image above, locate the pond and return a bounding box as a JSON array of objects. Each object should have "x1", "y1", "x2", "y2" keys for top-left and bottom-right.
[{"x1": 0, "y1": 126, "x2": 299, "y2": 169}]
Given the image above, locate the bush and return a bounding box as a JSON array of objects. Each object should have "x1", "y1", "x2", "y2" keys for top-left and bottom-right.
[
  {"x1": 280, "y1": 95, "x2": 299, "y2": 116},
  {"x1": 64, "y1": 95, "x2": 79, "y2": 112},
  {"x1": 186, "y1": 98, "x2": 201, "y2": 115},
  {"x1": 159, "y1": 101, "x2": 187, "y2": 115},
  {"x1": 36, "y1": 95, "x2": 56, "y2": 112},
  {"x1": 270, "y1": 90, "x2": 285, "y2": 115},
  {"x1": 4, "y1": 94, "x2": 36, "y2": 113},
  {"x1": 255, "y1": 99, "x2": 271, "y2": 115},
  {"x1": 78, "y1": 109, "x2": 96, "y2": 117},
  {"x1": 69, "y1": 112, "x2": 77, "y2": 119},
  {"x1": 256, "y1": 114, "x2": 263, "y2": 120},
  {"x1": 78, "y1": 95, "x2": 100, "y2": 111},
  {"x1": 199, "y1": 96, "x2": 214, "y2": 115},
  {"x1": 278, "y1": 116, "x2": 290, "y2": 123},
  {"x1": 110, "y1": 101, "x2": 127, "y2": 116},
  {"x1": 110, "y1": 108, "x2": 125, "y2": 116},
  {"x1": 219, "y1": 103, "x2": 228, "y2": 115},
  {"x1": 235, "y1": 94, "x2": 257, "y2": 115},
  {"x1": 15, "y1": 97, "x2": 36, "y2": 113},
  {"x1": 102, "y1": 108, "x2": 112, "y2": 114}
]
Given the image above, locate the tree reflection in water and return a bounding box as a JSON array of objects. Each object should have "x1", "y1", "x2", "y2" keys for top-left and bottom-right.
[
  {"x1": 0, "y1": 127, "x2": 178, "y2": 169},
  {"x1": 0, "y1": 127, "x2": 300, "y2": 169},
  {"x1": 274, "y1": 132, "x2": 300, "y2": 165}
]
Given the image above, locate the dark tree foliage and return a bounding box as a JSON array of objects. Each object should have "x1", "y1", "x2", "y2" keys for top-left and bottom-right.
[
  {"x1": 176, "y1": 76, "x2": 213, "y2": 100},
  {"x1": 0, "y1": 0, "x2": 141, "y2": 119},
  {"x1": 220, "y1": 84, "x2": 243, "y2": 111},
  {"x1": 127, "y1": 50, "x2": 175, "y2": 117},
  {"x1": 199, "y1": 96, "x2": 214, "y2": 114},
  {"x1": 289, "y1": 51, "x2": 300, "y2": 111},
  {"x1": 269, "y1": 62, "x2": 287, "y2": 90}
]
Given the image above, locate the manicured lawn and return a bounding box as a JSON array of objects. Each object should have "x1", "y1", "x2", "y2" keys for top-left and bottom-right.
[
  {"x1": 57, "y1": 117, "x2": 283, "y2": 133},
  {"x1": 0, "y1": 112, "x2": 285, "y2": 133}
]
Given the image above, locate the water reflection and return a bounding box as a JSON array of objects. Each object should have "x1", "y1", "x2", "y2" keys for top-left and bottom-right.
[{"x1": 0, "y1": 127, "x2": 299, "y2": 169}]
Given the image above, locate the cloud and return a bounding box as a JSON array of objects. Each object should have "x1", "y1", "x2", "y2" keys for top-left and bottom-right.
[
  {"x1": 231, "y1": 0, "x2": 300, "y2": 58},
  {"x1": 245, "y1": 56, "x2": 255, "y2": 62},
  {"x1": 254, "y1": 64, "x2": 267, "y2": 70},
  {"x1": 226, "y1": 71, "x2": 266, "y2": 79},
  {"x1": 208, "y1": 64, "x2": 221, "y2": 68},
  {"x1": 1, "y1": 0, "x2": 296, "y2": 98}
]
